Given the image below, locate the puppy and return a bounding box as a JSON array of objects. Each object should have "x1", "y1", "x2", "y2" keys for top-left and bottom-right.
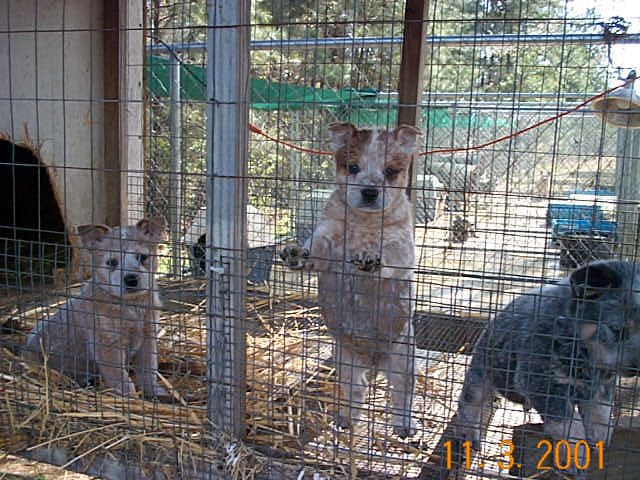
[
  {"x1": 456, "y1": 260, "x2": 640, "y2": 470},
  {"x1": 24, "y1": 217, "x2": 167, "y2": 398},
  {"x1": 281, "y1": 122, "x2": 421, "y2": 437}
]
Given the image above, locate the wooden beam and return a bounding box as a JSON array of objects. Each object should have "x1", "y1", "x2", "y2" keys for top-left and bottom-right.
[
  {"x1": 102, "y1": 0, "x2": 144, "y2": 226},
  {"x1": 615, "y1": 129, "x2": 640, "y2": 260},
  {"x1": 397, "y1": 0, "x2": 428, "y2": 201},
  {"x1": 398, "y1": 0, "x2": 428, "y2": 127},
  {"x1": 119, "y1": 0, "x2": 145, "y2": 224},
  {"x1": 103, "y1": 0, "x2": 120, "y2": 225},
  {"x1": 206, "y1": 0, "x2": 249, "y2": 438}
]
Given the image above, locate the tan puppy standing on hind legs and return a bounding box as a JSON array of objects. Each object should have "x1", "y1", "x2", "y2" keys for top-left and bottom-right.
[
  {"x1": 281, "y1": 122, "x2": 420, "y2": 438},
  {"x1": 24, "y1": 217, "x2": 168, "y2": 399}
]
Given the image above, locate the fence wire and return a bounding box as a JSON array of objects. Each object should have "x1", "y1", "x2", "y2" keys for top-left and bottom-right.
[{"x1": 1, "y1": 1, "x2": 640, "y2": 479}]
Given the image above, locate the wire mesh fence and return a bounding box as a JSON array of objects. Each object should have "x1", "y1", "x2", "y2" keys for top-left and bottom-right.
[{"x1": 2, "y1": 0, "x2": 640, "y2": 479}]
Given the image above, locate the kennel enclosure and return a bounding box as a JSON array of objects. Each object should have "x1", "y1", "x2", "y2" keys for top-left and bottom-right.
[{"x1": 2, "y1": 0, "x2": 640, "y2": 479}]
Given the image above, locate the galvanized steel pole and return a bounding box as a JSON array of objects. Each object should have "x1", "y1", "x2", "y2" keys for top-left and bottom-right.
[{"x1": 169, "y1": 54, "x2": 182, "y2": 275}]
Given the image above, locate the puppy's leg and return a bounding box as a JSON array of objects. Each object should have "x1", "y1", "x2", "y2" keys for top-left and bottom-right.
[
  {"x1": 23, "y1": 322, "x2": 46, "y2": 364},
  {"x1": 135, "y1": 310, "x2": 168, "y2": 399},
  {"x1": 543, "y1": 415, "x2": 588, "y2": 477},
  {"x1": 335, "y1": 343, "x2": 368, "y2": 430},
  {"x1": 384, "y1": 322, "x2": 417, "y2": 438},
  {"x1": 534, "y1": 393, "x2": 587, "y2": 477},
  {"x1": 580, "y1": 389, "x2": 614, "y2": 446},
  {"x1": 456, "y1": 356, "x2": 496, "y2": 449},
  {"x1": 433, "y1": 354, "x2": 496, "y2": 476},
  {"x1": 92, "y1": 340, "x2": 136, "y2": 396}
]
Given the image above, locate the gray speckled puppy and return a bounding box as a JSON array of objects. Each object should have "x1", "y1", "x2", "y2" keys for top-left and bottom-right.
[
  {"x1": 23, "y1": 217, "x2": 167, "y2": 399},
  {"x1": 457, "y1": 260, "x2": 640, "y2": 469}
]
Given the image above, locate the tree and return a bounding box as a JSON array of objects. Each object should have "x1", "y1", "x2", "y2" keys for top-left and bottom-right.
[{"x1": 145, "y1": 0, "x2": 611, "y2": 234}]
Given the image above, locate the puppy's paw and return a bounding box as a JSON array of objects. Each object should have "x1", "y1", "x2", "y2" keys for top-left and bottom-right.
[
  {"x1": 279, "y1": 245, "x2": 310, "y2": 270},
  {"x1": 350, "y1": 251, "x2": 381, "y2": 272},
  {"x1": 393, "y1": 416, "x2": 417, "y2": 438}
]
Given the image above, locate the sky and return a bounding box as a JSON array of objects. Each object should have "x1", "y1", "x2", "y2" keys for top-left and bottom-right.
[{"x1": 569, "y1": 0, "x2": 639, "y2": 73}]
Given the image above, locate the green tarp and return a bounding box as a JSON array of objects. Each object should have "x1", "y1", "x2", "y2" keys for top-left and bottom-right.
[
  {"x1": 146, "y1": 54, "x2": 380, "y2": 110},
  {"x1": 146, "y1": 54, "x2": 502, "y2": 129}
]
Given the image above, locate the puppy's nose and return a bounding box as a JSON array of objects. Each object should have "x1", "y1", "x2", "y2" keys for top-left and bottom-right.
[
  {"x1": 124, "y1": 274, "x2": 139, "y2": 289},
  {"x1": 361, "y1": 188, "x2": 379, "y2": 203}
]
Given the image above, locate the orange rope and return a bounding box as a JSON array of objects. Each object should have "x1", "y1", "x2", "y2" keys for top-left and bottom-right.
[
  {"x1": 419, "y1": 78, "x2": 635, "y2": 156},
  {"x1": 248, "y1": 78, "x2": 636, "y2": 157},
  {"x1": 248, "y1": 123, "x2": 333, "y2": 155}
]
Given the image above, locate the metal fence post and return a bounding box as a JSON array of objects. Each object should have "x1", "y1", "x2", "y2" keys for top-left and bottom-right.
[{"x1": 169, "y1": 52, "x2": 183, "y2": 275}]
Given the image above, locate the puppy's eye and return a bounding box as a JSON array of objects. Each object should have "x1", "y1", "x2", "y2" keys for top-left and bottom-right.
[
  {"x1": 137, "y1": 253, "x2": 149, "y2": 264},
  {"x1": 384, "y1": 167, "x2": 398, "y2": 178},
  {"x1": 106, "y1": 258, "x2": 119, "y2": 269},
  {"x1": 348, "y1": 164, "x2": 360, "y2": 175}
]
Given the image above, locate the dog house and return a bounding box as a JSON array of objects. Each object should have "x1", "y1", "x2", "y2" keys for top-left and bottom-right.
[{"x1": 0, "y1": 0, "x2": 144, "y2": 285}]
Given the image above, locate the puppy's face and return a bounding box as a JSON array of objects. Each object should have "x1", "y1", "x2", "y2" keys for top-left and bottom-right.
[
  {"x1": 571, "y1": 260, "x2": 640, "y2": 367},
  {"x1": 79, "y1": 217, "x2": 165, "y2": 298},
  {"x1": 329, "y1": 123, "x2": 421, "y2": 211}
]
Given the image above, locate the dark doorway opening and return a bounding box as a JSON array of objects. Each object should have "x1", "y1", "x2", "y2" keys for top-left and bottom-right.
[{"x1": 0, "y1": 139, "x2": 70, "y2": 289}]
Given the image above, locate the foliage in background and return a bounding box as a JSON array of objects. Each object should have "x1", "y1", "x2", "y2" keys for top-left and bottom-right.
[
  {"x1": 428, "y1": 0, "x2": 608, "y2": 93},
  {"x1": 145, "y1": 0, "x2": 610, "y2": 237}
]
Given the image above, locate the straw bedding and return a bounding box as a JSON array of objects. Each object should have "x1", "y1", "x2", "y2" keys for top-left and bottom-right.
[{"x1": 0, "y1": 276, "x2": 465, "y2": 479}]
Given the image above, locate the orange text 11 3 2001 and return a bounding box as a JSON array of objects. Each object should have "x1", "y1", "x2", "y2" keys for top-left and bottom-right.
[{"x1": 443, "y1": 439, "x2": 605, "y2": 472}]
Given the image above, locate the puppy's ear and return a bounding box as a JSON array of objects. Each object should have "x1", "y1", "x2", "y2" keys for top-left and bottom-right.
[
  {"x1": 137, "y1": 216, "x2": 166, "y2": 242},
  {"x1": 328, "y1": 122, "x2": 357, "y2": 151},
  {"x1": 394, "y1": 124, "x2": 422, "y2": 154},
  {"x1": 76, "y1": 224, "x2": 110, "y2": 248},
  {"x1": 570, "y1": 261, "x2": 621, "y2": 299}
]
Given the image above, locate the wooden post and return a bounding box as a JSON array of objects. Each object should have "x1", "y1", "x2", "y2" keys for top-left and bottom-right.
[
  {"x1": 120, "y1": 0, "x2": 145, "y2": 224},
  {"x1": 397, "y1": 0, "x2": 428, "y2": 201},
  {"x1": 103, "y1": 0, "x2": 120, "y2": 225},
  {"x1": 206, "y1": 0, "x2": 249, "y2": 438},
  {"x1": 615, "y1": 129, "x2": 640, "y2": 259},
  {"x1": 102, "y1": 0, "x2": 144, "y2": 226}
]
